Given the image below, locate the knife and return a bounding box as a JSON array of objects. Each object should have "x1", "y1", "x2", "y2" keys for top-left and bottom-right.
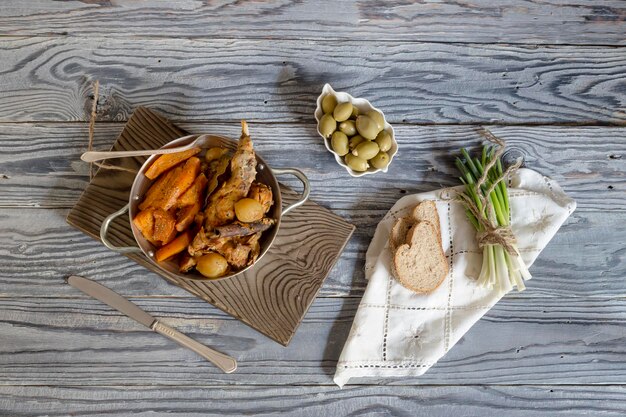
[{"x1": 67, "y1": 275, "x2": 237, "y2": 373}]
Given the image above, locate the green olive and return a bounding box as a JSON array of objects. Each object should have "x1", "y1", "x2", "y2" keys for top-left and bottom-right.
[
  {"x1": 338, "y1": 120, "x2": 357, "y2": 136},
  {"x1": 318, "y1": 113, "x2": 337, "y2": 138},
  {"x1": 367, "y1": 110, "x2": 385, "y2": 130},
  {"x1": 333, "y1": 102, "x2": 353, "y2": 122},
  {"x1": 351, "y1": 106, "x2": 360, "y2": 118},
  {"x1": 370, "y1": 151, "x2": 390, "y2": 170},
  {"x1": 331, "y1": 131, "x2": 349, "y2": 156},
  {"x1": 321, "y1": 94, "x2": 338, "y2": 114},
  {"x1": 196, "y1": 252, "x2": 229, "y2": 278},
  {"x1": 349, "y1": 135, "x2": 365, "y2": 150},
  {"x1": 352, "y1": 141, "x2": 380, "y2": 160},
  {"x1": 356, "y1": 115, "x2": 381, "y2": 140},
  {"x1": 374, "y1": 130, "x2": 393, "y2": 152},
  {"x1": 345, "y1": 154, "x2": 369, "y2": 172}
]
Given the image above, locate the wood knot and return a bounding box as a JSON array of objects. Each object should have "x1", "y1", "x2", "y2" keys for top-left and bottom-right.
[{"x1": 501, "y1": 148, "x2": 526, "y2": 167}]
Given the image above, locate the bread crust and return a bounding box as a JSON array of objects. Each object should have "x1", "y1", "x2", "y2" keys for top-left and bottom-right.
[{"x1": 389, "y1": 216, "x2": 413, "y2": 252}]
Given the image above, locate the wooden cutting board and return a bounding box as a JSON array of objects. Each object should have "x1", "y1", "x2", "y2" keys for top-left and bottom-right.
[{"x1": 66, "y1": 107, "x2": 355, "y2": 346}]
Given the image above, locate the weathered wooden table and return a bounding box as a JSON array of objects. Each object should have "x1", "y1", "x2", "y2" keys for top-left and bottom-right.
[{"x1": 1, "y1": 2, "x2": 625, "y2": 415}]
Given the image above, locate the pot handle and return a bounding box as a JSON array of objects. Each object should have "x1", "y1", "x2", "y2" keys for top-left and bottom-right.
[
  {"x1": 100, "y1": 203, "x2": 143, "y2": 254},
  {"x1": 271, "y1": 168, "x2": 310, "y2": 216}
]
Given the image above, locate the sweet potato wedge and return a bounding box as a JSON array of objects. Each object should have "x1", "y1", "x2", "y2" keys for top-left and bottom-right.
[
  {"x1": 152, "y1": 209, "x2": 177, "y2": 245},
  {"x1": 133, "y1": 208, "x2": 156, "y2": 242},
  {"x1": 139, "y1": 166, "x2": 181, "y2": 211},
  {"x1": 147, "y1": 157, "x2": 201, "y2": 211},
  {"x1": 160, "y1": 157, "x2": 202, "y2": 210},
  {"x1": 144, "y1": 147, "x2": 201, "y2": 180},
  {"x1": 176, "y1": 201, "x2": 202, "y2": 232},
  {"x1": 155, "y1": 230, "x2": 193, "y2": 262},
  {"x1": 162, "y1": 227, "x2": 177, "y2": 245},
  {"x1": 176, "y1": 173, "x2": 208, "y2": 208}
]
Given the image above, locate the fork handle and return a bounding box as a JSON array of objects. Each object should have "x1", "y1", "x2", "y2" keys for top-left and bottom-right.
[
  {"x1": 81, "y1": 134, "x2": 198, "y2": 162},
  {"x1": 151, "y1": 320, "x2": 237, "y2": 373},
  {"x1": 81, "y1": 147, "x2": 188, "y2": 163}
]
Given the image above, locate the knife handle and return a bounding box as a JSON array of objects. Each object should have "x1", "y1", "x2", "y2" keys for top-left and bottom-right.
[{"x1": 151, "y1": 321, "x2": 237, "y2": 373}]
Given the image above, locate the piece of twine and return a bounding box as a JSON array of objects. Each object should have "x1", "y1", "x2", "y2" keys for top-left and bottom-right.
[
  {"x1": 87, "y1": 80, "x2": 137, "y2": 179},
  {"x1": 456, "y1": 129, "x2": 522, "y2": 255}
]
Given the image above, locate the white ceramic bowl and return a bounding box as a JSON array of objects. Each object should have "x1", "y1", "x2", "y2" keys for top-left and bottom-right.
[{"x1": 314, "y1": 83, "x2": 398, "y2": 177}]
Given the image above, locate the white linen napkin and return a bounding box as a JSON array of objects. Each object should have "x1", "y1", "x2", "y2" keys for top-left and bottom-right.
[{"x1": 334, "y1": 168, "x2": 576, "y2": 387}]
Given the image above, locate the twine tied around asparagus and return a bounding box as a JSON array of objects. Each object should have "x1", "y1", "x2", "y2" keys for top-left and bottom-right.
[
  {"x1": 87, "y1": 80, "x2": 137, "y2": 179},
  {"x1": 456, "y1": 129, "x2": 522, "y2": 256}
]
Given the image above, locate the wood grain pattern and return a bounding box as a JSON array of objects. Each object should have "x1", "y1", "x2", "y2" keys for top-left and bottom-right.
[
  {"x1": 1, "y1": 3, "x2": 624, "y2": 412},
  {"x1": 2, "y1": 37, "x2": 626, "y2": 124},
  {"x1": 1, "y1": 123, "x2": 624, "y2": 210},
  {"x1": 66, "y1": 107, "x2": 354, "y2": 346},
  {"x1": 1, "y1": 121, "x2": 622, "y2": 299},
  {"x1": 1, "y1": 296, "x2": 624, "y2": 386},
  {"x1": 1, "y1": 1, "x2": 626, "y2": 46},
  {"x1": 1, "y1": 208, "x2": 623, "y2": 299},
  {"x1": 1, "y1": 385, "x2": 625, "y2": 416}
]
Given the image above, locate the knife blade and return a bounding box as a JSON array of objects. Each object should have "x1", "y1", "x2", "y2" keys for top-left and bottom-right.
[
  {"x1": 68, "y1": 275, "x2": 156, "y2": 328},
  {"x1": 67, "y1": 275, "x2": 237, "y2": 373}
]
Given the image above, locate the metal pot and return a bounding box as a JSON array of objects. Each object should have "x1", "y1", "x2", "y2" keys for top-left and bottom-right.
[{"x1": 100, "y1": 134, "x2": 310, "y2": 281}]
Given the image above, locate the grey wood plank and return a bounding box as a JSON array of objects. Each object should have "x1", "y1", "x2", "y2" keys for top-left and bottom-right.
[
  {"x1": 0, "y1": 208, "x2": 623, "y2": 298},
  {"x1": 0, "y1": 385, "x2": 625, "y2": 416},
  {"x1": 2, "y1": 37, "x2": 626, "y2": 124},
  {"x1": 1, "y1": 123, "x2": 623, "y2": 211},
  {"x1": 1, "y1": 1, "x2": 626, "y2": 46},
  {"x1": 0, "y1": 296, "x2": 624, "y2": 386}
]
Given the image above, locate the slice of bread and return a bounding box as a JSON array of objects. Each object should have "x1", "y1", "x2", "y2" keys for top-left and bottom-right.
[
  {"x1": 411, "y1": 200, "x2": 441, "y2": 242},
  {"x1": 389, "y1": 217, "x2": 413, "y2": 252},
  {"x1": 393, "y1": 220, "x2": 449, "y2": 294}
]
